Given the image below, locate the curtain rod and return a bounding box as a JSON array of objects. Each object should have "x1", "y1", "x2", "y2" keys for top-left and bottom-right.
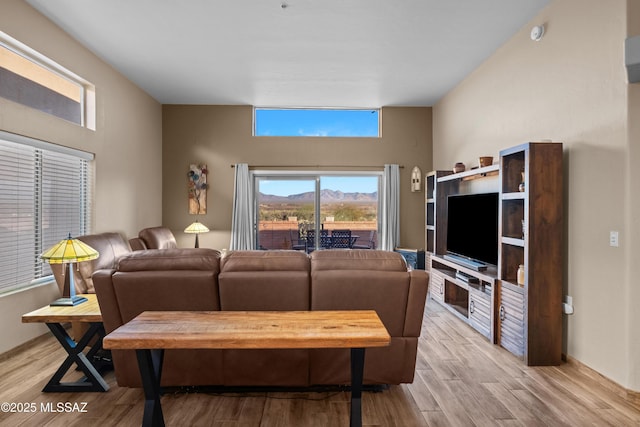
[{"x1": 230, "y1": 164, "x2": 404, "y2": 169}]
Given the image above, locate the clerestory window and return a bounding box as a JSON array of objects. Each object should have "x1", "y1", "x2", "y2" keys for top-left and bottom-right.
[
  {"x1": 254, "y1": 108, "x2": 380, "y2": 137},
  {"x1": 0, "y1": 31, "x2": 96, "y2": 130}
]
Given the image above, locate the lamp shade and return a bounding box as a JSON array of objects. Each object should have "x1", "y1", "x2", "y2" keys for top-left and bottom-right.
[
  {"x1": 41, "y1": 234, "x2": 99, "y2": 306},
  {"x1": 40, "y1": 234, "x2": 99, "y2": 264},
  {"x1": 184, "y1": 221, "x2": 210, "y2": 234}
]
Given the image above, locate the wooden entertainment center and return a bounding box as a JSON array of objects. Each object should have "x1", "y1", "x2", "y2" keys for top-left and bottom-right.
[{"x1": 425, "y1": 142, "x2": 563, "y2": 366}]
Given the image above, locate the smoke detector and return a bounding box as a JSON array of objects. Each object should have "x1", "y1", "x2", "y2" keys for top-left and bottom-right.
[{"x1": 530, "y1": 25, "x2": 545, "y2": 42}]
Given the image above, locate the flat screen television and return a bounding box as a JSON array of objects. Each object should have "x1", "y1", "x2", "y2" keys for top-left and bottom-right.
[{"x1": 446, "y1": 192, "x2": 499, "y2": 267}]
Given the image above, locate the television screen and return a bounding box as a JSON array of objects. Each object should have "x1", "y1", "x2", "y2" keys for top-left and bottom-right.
[{"x1": 446, "y1": 193, "x2": 499, "y2": 266}]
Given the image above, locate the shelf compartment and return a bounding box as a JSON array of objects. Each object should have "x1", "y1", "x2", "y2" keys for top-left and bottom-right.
[
  {"x1": 501, "y1": 150, "x2": 526, "y2": 194},
  {"x1": 444, "y1": 278, "x2": 469, "y2": 318},
  {"x1": 426, "y1": 175, "x2": 435, "y2": 199},
  {"x1": 500, "y1": 243, "x2": 524, "y2": 285},
  {"x1": 426, "y1": 229, "x2": 434, "y2": 253},
  {"x1": 501, "y1": 198, "x2": 525, "y2": 240},
  {"x1": 426, "y1": 203, "x2": 434, "y2": 226}
]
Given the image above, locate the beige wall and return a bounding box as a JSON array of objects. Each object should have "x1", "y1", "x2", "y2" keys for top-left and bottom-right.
[
  {"x1": 627, "y1": 0, "x2": 640, "y2": 392},
  {"x1": 0, "y1": 0, "x2": 163, "y2": 354},
  {"x1": 162, "y1": 106, "x2": 432, "y2": 250},
  {"x1": 434, "y1": 0, "x2": 638, "y2": 391}
]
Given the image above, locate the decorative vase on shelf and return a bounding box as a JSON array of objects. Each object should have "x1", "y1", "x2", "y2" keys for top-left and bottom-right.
[
  {"x1": 518, "y1": 172, "x2": 525, "y2": 192},
  {"x1": 479, "y1": 156, "x2": 493, "y2": 167},
  {"x1": 517, "y1": 264, "x2": 525, "y2": 286},
  {"x1": 453, "y1": 162, "x2": 466, "y2": 173}
]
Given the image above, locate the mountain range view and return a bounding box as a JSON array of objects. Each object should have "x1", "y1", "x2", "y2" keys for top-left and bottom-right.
[{"x1": 260, "y1": 189, "x2": 377, "y2": 203}]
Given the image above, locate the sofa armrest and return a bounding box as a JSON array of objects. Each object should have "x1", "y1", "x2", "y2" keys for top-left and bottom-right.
[
  {"x1": 403, "y1": 269, "x2": 429, "y2": 337},
  {"x1": 93, "y1": 269, "x2": 124, "y2": 334}
]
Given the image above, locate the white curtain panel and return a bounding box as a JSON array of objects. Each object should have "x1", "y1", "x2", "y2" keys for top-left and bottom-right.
[
  {"x1": 230, "y1": 163, "x2": 255, "y2": 250},
  {"x1": 380, "y1": 164, "x2": 400, "y2": 251}
]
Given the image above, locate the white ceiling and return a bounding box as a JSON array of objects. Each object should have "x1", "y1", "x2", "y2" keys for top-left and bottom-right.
[{"x1": 26, "y1": 0, "x2": 549, "y2": 107}]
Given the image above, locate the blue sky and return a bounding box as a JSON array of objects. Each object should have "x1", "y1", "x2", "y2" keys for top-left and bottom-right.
[
  {"x1": 260, "y1": 176, "x2": 379, "y2": 197},
  {"x1": 255, "y1": 108, "x2": 379, "y2": 137}
]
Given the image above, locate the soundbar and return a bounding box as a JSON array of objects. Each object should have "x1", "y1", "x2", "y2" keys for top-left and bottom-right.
[{"x1": 443, "y1": 253, "x2": 488, "y2": 271}]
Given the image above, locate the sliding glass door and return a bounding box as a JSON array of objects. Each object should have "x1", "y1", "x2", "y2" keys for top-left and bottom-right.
[
  {"x1": 256, "y1": 177, "x2": 316, "y2": 250},
  {"x1": 255, "y1": 173, "x2": 380, "y2": 251}
]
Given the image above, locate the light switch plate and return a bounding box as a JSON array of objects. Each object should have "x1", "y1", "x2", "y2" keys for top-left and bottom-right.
[{"x1": 610, "y1": 231, "x2": 619, "y2": 247}]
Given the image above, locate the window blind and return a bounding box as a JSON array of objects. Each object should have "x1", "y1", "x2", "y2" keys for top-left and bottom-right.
[{"x1": 0, "y1": 133, "x2": 93, "y2": 294}]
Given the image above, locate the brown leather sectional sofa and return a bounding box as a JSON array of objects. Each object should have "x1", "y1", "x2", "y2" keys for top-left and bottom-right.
[{"x1": 86, "y1": 232, "x2": 429, "y2": 389}]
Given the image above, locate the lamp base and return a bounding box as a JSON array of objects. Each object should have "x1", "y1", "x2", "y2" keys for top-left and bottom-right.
[{"x1": 50, "y1": 295, "x2": 88, "y2": 307}]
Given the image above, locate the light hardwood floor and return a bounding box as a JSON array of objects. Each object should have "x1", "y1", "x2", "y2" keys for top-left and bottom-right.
[{"x1": 1, "y1": 297, "x2": 639, "y2": 426}]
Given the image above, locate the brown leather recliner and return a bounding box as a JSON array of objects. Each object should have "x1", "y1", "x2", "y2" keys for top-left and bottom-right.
[
  {"x1": 49, "y1": 232, "x2": 131, "y2": 341},
  {"x1": 132, "y1": 226, "x2": 178, "y2": 250},
  {"x1": 50, "y1": 232, "x2": 131, "y2": 294},
  {"x1": 94, "y1": 248, "x2": 222, "y2": 387},
  {"x1": 309, "y1": 250, "x2": 428, "y2": 385}
]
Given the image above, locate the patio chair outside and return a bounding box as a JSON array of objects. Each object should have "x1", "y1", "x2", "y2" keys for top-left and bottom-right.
[
  {"x1": 352, "y1": 230, "x2": 376, "y2": 249},
  {"x1": 289, "y1": 229, "x2": 306, "y2": 251},
  {"x1": 306, "y1": 229, "x2": 329, "y2": 252},
  {"x1": 331, "y1": 229, "x2": 352, "y2": 248}
]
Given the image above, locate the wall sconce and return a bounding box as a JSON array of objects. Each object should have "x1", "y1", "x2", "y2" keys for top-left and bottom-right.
[{"x1": 411, "y1": 166, "x2": 422, "y2": 192}]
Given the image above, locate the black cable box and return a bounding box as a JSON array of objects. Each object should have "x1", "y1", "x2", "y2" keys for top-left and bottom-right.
[{"x1": 456, "y1": 271, "x2": 479, "y2": 284}]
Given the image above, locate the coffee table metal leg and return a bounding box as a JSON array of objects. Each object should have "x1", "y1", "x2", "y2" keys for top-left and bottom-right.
[
  {"x1": 136, "y1": 349, "x2": 165, "y2": 427},
  {"x1": 350, "y1": 347, "x2": 365, "y2": 427},
  {"x1": 44, "y1": 322, "x2": 109, "y2": 392}
]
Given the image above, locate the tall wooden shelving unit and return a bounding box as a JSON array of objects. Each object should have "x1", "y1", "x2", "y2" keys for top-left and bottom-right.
[
  {"x1": 426, "y1": 142, "x2": 563, "y2": 366},
  {"x1": 498, "y1": 142, "x2": 563, "y2": 365}
]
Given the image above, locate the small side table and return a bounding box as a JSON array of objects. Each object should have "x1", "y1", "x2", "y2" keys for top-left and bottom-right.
[{"x1": 22, "y1": 294, "x2": 110, "y2": 392}]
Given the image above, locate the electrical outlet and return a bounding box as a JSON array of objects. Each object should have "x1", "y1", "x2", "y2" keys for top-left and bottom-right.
[
  {"x1": 563, "y1": 295, "x2": 574, "y2": 315},
  {"x1": 610, "y1": 231, "x2": 619, "y2": 247}
]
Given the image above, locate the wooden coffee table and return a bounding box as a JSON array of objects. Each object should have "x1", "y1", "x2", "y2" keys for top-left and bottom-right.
[
  {"x1": 22, "y1": 293, "x2": 110, "y2": 392},
  {"x1": 104, "y1": 310, "x2": 390, "y2": 427}
]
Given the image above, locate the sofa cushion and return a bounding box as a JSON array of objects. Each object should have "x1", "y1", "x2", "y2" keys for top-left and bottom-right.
[
  {"x1": 219, "y1": 250, "x2": 310, "y2": 311},
  {"x1": 220, "y1": 250, "x2": 310, "y2": 272},
  {"x1": 309, "y1": 249, "x2": 408, "y2": 272},
  {"x1": 111, "y1": 249, "x2": 222, "y2": 323},
  {"x1": 310, "y1": 250, "x2": 410, "y2": 336},
  {"x1": 117, "y1": 248, "x2": 220, "y2": 272}
]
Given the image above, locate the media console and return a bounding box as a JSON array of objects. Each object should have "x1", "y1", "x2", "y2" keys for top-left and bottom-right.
[
  {"x1": 425, "y1": 142, "x2": 563, "y2": 366},
  {"x1": 430, "y1": 255, "x2": 495, "y2": 340}
]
